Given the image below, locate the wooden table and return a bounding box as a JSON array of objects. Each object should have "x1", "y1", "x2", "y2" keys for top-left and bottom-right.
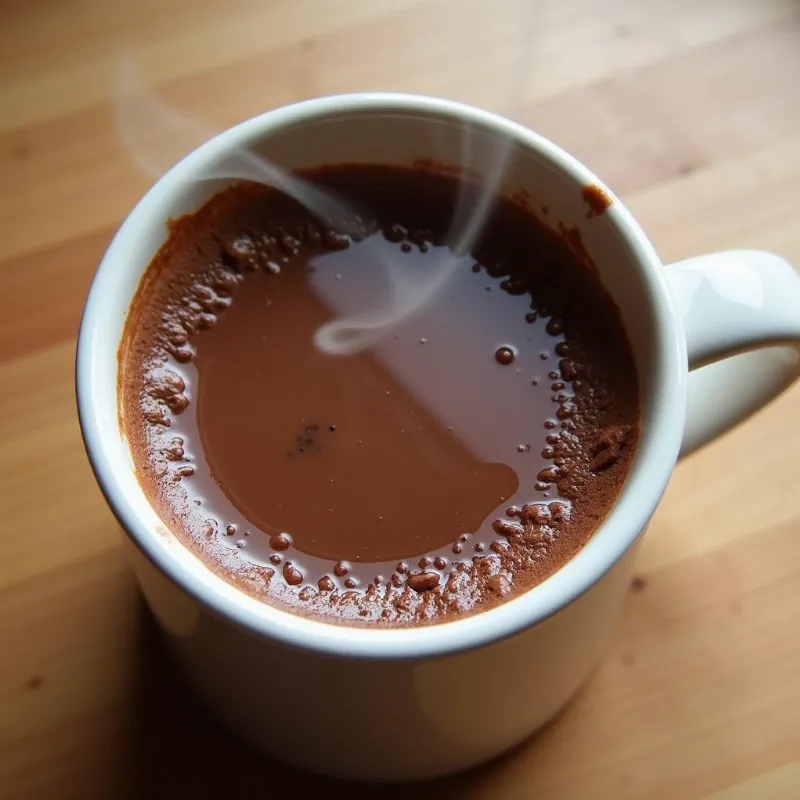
[{"x1": 2, "y1": 1, "x2": 799, "y2": 797}]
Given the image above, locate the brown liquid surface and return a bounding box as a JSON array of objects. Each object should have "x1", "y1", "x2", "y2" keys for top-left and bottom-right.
[{"x1": 120, "y1": 164, "x2": 640, "y2": 626}]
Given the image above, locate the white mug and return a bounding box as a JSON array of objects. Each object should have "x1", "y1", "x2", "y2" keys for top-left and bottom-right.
[{"x1": 77, "y1": 94, "x2": 800, "y2": 782}]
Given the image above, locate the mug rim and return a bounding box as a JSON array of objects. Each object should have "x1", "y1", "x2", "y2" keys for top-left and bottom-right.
[{"x1": 77, "y1": 92, "x2": 687, "y2": 660}]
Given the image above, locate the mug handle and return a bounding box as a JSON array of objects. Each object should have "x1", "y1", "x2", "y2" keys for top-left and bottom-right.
[{"x1": 664, "y1": 250, "x2": 800, "y2": 459}]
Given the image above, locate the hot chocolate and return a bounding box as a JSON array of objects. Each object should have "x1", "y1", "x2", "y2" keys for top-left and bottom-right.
[{"x1": 119, "y1": 164, "x2": 639, "y2": 626}]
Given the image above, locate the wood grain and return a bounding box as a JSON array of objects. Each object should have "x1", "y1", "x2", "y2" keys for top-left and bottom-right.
[{"x1": 1, "y1": 1, "x2": 799, "y2": 797}]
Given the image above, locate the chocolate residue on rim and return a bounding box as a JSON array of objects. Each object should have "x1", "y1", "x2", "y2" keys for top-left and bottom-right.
[{"x1": 582, "y1": 184, "x2": 613, "y2": 218}]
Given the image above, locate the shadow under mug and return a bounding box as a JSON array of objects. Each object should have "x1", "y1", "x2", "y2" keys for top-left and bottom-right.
[{"x1": 77, "y1": 93, "x2": 800, "y2": 782}]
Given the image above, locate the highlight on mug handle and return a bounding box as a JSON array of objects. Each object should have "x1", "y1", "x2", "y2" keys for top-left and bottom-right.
[{"x1": 664, "y1": 250, "x2": 800, "y2": 459}]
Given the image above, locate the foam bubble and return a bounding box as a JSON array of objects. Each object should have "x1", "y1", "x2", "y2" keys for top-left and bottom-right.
[
  {"x1": 408, "y1": 572, "x2": 440, "y2": 592},
  {"x1": 269, "y1": 532, "x2": 292, "y2": 551},
  {"x1": 282, "y1": 562, "x2": 304, "y2": 586},
  {"x1": 495, "y1": 346, "x2": 515, "y2": 365}
]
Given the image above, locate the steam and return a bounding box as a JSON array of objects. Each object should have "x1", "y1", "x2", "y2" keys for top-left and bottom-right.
[
  {"x1": 114, "y1": 6, "x2": 537, "y2": 357},
  {"x1": 312, "y1": 138, "x2": 510, "y2": 356},
  {"x1": 115, "y1": 55, "x2": 364, "y2": 223}
]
